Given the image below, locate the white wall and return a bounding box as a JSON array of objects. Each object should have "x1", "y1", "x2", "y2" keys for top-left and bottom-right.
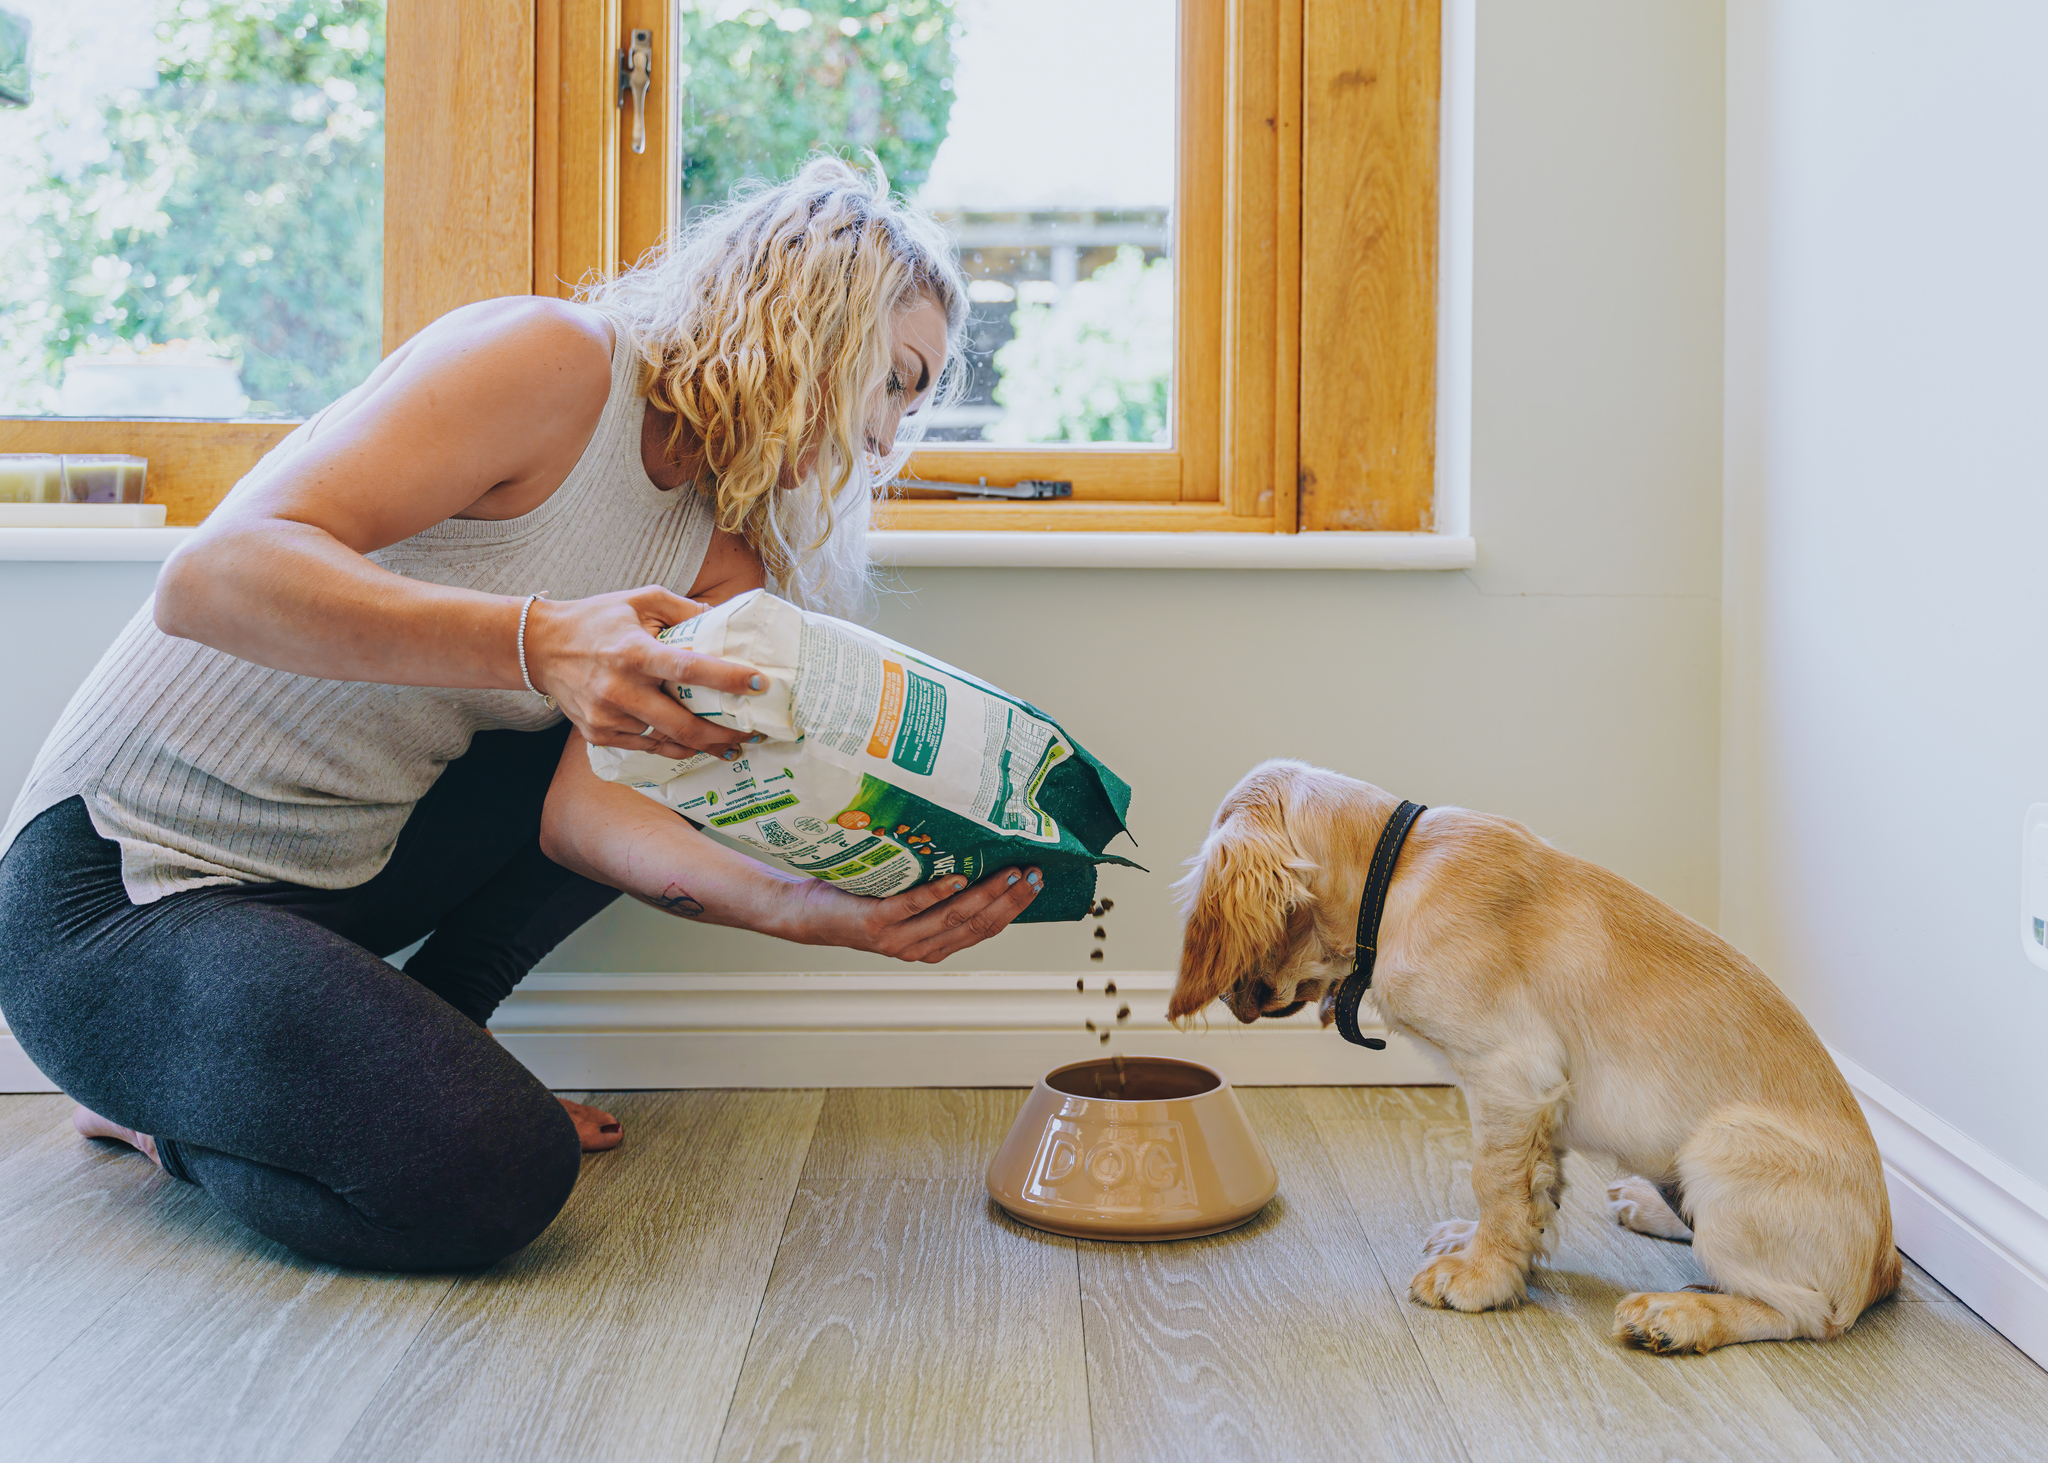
[
  {"x1": 0, "y1": 1, "x2": 1728, "y2": 996},
  {"x1": 1723, "y1": 1, "x2": 2048, "y2": 1187}
]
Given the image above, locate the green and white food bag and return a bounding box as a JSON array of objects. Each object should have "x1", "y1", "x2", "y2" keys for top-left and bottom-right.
[{"x1": 587, "y1": 589, "x2": 1138, "y2": 922}]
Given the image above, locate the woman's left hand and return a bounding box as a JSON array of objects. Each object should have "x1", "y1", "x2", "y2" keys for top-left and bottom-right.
[{"x1": 781, "y1": 866, "x2": 1044, "y2": 962}]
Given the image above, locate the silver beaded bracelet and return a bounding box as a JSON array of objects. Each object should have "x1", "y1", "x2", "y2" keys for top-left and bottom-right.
[{"x1": 518, "y1": 593, "x2": 555, "y2": 710}]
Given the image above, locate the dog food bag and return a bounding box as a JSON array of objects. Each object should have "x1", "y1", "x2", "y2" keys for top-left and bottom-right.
[{"x1": 587, "y1": 589, "x2": 1138, "y2": 923}]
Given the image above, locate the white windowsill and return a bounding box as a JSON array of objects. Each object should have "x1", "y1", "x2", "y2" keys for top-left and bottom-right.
[
  {"x1": 869, "y1": 530, "x2": 1476, "y2": 570},
  {"x1": 0, "y1": 527, "x2": 196, "y2": 561},
  {"x1": 0, "y1": 526, "x2": 1477, "y2": 571}
]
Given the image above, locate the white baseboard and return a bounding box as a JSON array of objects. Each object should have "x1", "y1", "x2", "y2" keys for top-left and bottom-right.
[
  {"x1": 1832, "y1": 1048, "x2": 2048, "y2": 1369},
  {"x1": 487, "y1": 971, "x2": 1452, "y2": 1087},
  {"x1": 0, "y1": 971, "x2": 1453, "y2": 1094},
  {"x1": 0, "y1": 1035, "x2": 57, "y2": 1093}
]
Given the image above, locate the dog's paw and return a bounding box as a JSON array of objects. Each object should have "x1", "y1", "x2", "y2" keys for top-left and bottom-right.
[
  {"x1": 1422, "y1": 1218, "x2": 1478, "y2": 1259},
  {"x1": 1606, "y1": 1177, "x2": 1693, "y2": 1242},
  {"x1": 1613, "y1": 1291, "x2": 1725, "y2": 1354},
  {"x1": 1410, "y1": 1251, "x2": 1529, "y2": 1312}
]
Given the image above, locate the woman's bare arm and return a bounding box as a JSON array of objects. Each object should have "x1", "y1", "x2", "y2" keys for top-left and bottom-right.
[
  {"x1": 540, "y1": 732, "x2": 1043, "y2": 961},
  {"x1": 152, "y1": 297, "x2": 757, "y2": 758}
]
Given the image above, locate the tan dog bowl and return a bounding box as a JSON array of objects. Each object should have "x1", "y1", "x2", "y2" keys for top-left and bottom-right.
[{"x1": 987, "y1": 1056, "x2": 1278, "y2": 1241}]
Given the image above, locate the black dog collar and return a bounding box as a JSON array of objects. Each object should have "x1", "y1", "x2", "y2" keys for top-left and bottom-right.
[{"x1": 1331, "y1": 800, "x2": 1427, "y2": 1049}]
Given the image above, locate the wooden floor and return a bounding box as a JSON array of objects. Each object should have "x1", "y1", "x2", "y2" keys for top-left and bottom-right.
[{"x1": 0, "y1": 1087, "x2": 2043, "y2": 1463}]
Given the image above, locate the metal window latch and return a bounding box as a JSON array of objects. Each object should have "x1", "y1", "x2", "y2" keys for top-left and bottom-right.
[
  {"x1": 887, "y1": 477, "x2": 1075, "y2": 501},
  {"x1": 618, "y1": 29, "x2": 653, "y2": 155}
]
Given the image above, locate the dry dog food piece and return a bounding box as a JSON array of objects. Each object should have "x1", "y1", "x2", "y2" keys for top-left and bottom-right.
[
  {"x1": 1098, "y1": 1031, "x2": 1111, "y2": 1044},
  {"x1": 588, "y1": 589, "x2": 1138, "y2": 923},
  {"x1": 1085, "y1": 1020, "x2": 1097, "y2": 1032},
  {"x1": 1117, "y1": 1005, "x2": 1131, "y2": 1022},
  {"x1": 1075, "y1": 978, "x2": 1085, "y2": 992},
  {"x1": 1089, "y1": 950, "x2": 1104, "y2": 961},
  {"x1": 1100, "y1": 898, "x2": 1115, "y2": 912},
  {"x1": 1104, "y1": 979, "x2": 1117, "y2": 995},
  {"x1": 1093, "y1": 925, "x2": 1106, "y2": 939}
]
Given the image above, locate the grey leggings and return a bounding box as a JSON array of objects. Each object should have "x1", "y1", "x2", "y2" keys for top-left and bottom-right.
[{"x1": 0, "y1": 723, "x2": 621, "y2": 1271}]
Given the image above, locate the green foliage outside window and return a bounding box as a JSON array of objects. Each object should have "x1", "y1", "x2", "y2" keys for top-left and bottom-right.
[
  {"x1": 988, "y1": 247, "x2": 1172, "y2": 445},
  {"x1": 676, "y1": 0, "x2": 957, "y2": 212},
  {"x1": 0, "y1": 0, "x2": 384, "y2": 417}
]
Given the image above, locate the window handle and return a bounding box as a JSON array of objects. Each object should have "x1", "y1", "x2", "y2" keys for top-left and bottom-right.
[{"x1": 619, "y1": 29, "x2": 653, "y2": 156}]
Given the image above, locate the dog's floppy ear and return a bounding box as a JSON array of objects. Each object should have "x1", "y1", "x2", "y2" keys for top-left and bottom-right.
[{"x1": 1168, "y1": 797, "x2": 1312, "y2": 1023}]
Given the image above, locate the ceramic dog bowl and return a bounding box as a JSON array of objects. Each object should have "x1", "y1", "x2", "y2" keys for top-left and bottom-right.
[{"x1": 986, "y1": 1056, "x2": 1278, "y2": 1241}]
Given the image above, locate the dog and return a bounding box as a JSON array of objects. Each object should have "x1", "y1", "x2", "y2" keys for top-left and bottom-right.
[{"x1": 1169, "y1": 759, "x2": 1900, "y2": 1354}]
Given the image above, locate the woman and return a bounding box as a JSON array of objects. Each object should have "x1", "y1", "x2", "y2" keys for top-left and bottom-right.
[{"x1": 0, "y1": 159, "x2": 1041, "y2": 1270}]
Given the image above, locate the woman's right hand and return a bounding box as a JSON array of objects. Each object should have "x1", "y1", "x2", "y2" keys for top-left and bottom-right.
[{"x1": 522, "y1": 584, "x2": 763, "y2": 760}]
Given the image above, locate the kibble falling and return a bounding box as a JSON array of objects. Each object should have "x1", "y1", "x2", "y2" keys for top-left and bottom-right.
[
  {"x1": 1096, "y1": 1051, "x2": 1128, "y2": 1096},
  {"x1": 1085, "y1": 892, "x2": 1115, "y2": 1038}
]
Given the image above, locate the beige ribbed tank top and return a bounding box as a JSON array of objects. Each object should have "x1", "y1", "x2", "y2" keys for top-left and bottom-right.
[{"x1": 1, "y1": 322, "x2": 717, "y2": 903}]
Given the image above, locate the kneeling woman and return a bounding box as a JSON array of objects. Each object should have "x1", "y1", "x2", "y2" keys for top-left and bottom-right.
[{"x1": 0, "y1": 160, "x2": 1039, "y2": 1271}]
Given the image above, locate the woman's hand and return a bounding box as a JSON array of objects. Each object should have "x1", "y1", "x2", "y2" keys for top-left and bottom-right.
[
  {"x1": 782, "y1": 866, "x2": 1044, "y2": 962},
  {"x1": 522, "y1": 585, "x2": 762, "y2": 760}
]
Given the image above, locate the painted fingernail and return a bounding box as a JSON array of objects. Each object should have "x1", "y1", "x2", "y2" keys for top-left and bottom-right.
[
  {"x1": 1007, "y1": 872, "x2": 1020, "y2": 886},
  {"x1": 748, "y1": 734, "x2": 765, "y2": 743},
  {"x1": 749, "y1": 675, "x2": 765, "y2": 691},
  {"x1": 1027, "y1": 871, "x2": 1042, "y2": 888},
  {"x1": 722, "y1": 749, "x2": 740, "y2": 760},
  {"x1": 953, "y1": 879, "x2": 967, "y2": 891}
]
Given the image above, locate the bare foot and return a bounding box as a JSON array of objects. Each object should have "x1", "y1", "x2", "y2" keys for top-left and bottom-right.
[
  {"x1": 560, "y1": 1097, "x2": 623, "y2": 1152},
  {"x1": 72, "y1": 1104, "x2": 161, "y2": 1167}
]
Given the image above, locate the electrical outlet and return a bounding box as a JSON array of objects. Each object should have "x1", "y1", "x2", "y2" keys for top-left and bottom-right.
[{"x1": 2022, "y1": 805, "x2": 2048, "y2": 971}]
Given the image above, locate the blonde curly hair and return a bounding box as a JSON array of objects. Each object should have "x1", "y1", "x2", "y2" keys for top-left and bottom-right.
[{"x1": 580, "y1": 156, "x2": 967, "y2": 615}]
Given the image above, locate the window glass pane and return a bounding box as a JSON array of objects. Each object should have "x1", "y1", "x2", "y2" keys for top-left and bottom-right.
[
  {"x1": 673, "y1": 0, "x2": 1175, "y2": 445},
  {"x1": 0, "y1": 0, "x2": 385, "y2": 419}
]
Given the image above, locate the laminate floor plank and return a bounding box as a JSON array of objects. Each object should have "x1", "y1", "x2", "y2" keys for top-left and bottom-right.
[
  {"x1": 0, "y1": 1161, "x2": 453, "y2": 1463},
  {"x1": 1304, "y1": 1086, "x2": 1841, "y2": 1463},
  {"x1": 1741, "y1": 1282, "x2": 2048, "y2": 1461},
  {"x1": 333, "y1": 1089, "x2": 823, "y2": 1463},
  {"x1": 714, "y1": 1088, "x2": 1091, "y2": 1463},
  {"x1": 0, "y1": 1117, "x2": 218, "y2": 1412},
  {"x1": 0, "y1": 1093, "x2": 71, "y2": 1161},
  {"x1": 1078, "y1": 1087, "x2": 1468, "y2": 1463}
]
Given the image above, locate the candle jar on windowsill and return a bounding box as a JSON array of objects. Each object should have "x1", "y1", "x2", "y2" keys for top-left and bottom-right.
[
  {"x1": 0, "y1": 454, "x2": 65, "y2": 503},
  {"x1": 60, "y1": 455, "x2": 149, "y2": 505}
]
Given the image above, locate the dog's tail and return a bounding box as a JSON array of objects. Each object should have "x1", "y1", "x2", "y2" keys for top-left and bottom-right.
[{"x1": 1866, "y1": 1232, "x2": 1904, "y2": 1309}]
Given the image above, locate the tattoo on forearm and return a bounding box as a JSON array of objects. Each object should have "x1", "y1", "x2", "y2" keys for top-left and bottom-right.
[{"x1": 640, "y1": 882, "x2": 705, "y2": 918}]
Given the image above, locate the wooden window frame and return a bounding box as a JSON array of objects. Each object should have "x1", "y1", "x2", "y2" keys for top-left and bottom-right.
[{"x1": 1, "y1": 0, "x2": 1439, "y2": 537}]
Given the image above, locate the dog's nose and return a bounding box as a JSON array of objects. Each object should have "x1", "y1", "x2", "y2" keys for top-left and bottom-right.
[{"x1": 1229, "y1": 979, "x2": 1274, "y2": 1023}]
